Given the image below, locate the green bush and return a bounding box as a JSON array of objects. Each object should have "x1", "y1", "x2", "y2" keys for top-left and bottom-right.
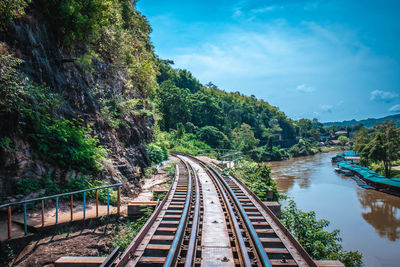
[
  {"x1": 0, "y1": 54, "x2": 27, "y2": 114},
  {"x1": 16, "y1": 178, "x2": 41, "y2": 195},
  {"x1": 146, "y1": 143, "x2": 168, "y2": 164},
  {"x1": 289, "y1": 139, "x2": 315, "y2": 157},
  {"x1": 282, "y1": 200, "x2": 363, "y2": 266},
  {"x1": 338, "y1": 135, "x2": 350, "y2": 144},
  {"x1": 152, "y1": 130, "x2": 210, "y2": 155},
  {"x1": 227, "y1": 161, "x2": 280, "y2": 201},
  {"x1": 0, "y1": 0, "x2": 29, "y2": 28},
  {"x1": 29, "y1": 117, "x2": 106, "y2": 173},
  {"x1": 196, "y1": 126, "x2": 231, "y2": 149},
  {"x1": 37, "y1": 0, "x2": 114, "y2": 45},
  {"x1": 248, "y1": 145, "x2": 288, "y2": 162},
  {"x1": 16, "y1": 175, "x2": 60, "y2": 196}
]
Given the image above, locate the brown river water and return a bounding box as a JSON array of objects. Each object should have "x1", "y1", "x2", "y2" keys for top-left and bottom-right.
[{"x1": 269, "y1": 151, "x2": 400, "y2": 267}]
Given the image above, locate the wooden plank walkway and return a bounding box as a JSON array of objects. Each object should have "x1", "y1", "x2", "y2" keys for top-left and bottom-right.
[{"x1": 0, "y1": 202, "x2": 126, "y2": 241}]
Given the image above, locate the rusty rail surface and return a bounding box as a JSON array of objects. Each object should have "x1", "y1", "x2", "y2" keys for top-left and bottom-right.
[
  {"x1": 116, "y1": 163, "x2": 179, "y2": 266},
  {"x1": 177, "y1": 152, "x2": 318, "y2": 267},
  {"x1": 117, "y1": 155, "x2": 203, "y2": 266},
  {"x1": 115, "y1": 152, "x2": 320, "y2": 266}
]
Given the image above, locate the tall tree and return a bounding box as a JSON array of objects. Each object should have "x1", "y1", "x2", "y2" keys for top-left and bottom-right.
[
  {"x1": 232, "y1": 123, "x2": 259, "y2": 152},
  {"x1": 155, "y1": 81, "x2": 191, "y2": 130},
  {"x1": 361, "y1": 121, "x2": 400, "y2": 177}
]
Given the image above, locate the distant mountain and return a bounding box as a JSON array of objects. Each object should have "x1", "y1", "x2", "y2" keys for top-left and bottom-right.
[{"x1": 323, "y1": 114, "x2": 400, "y2": 128}]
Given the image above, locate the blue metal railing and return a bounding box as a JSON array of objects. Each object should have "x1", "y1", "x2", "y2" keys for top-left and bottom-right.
[{"x1": 1, "y1": 183, "x2": 122, "y2": 239}]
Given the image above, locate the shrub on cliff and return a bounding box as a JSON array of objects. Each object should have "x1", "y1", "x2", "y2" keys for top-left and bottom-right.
[
  {"x1": 0, "y1": 0, "x2": 29, "y2": 28},
  {"x1": 1, "y1": 53, "x2": 106, "y2": 174},
  {"x1": 146, "y1": 143, "x2": 168, "y2": 164},
  {"x1": 37, "y1": 0, "x2": 113, "y2": 45}
]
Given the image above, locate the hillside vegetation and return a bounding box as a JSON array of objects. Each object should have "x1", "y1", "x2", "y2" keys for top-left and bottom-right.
[
  {"x1": 149, "y1": 60, "x2": 355, "y2": 163},
  {"x1": 324, "y1": 114, "x2": 400, "y2": 128},
  {"x1": 0, "y1": 0, "x2": 157, "y2": 200}
]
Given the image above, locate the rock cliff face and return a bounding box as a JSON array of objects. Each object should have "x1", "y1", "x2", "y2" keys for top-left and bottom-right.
[{"x1": 0, "y1": 8, "x2": 154, "y2": 201}]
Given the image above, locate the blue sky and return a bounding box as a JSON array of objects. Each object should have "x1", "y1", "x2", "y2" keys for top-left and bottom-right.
[{"x1": 136, "y1": 0, "x2": 400, "y2": 122}]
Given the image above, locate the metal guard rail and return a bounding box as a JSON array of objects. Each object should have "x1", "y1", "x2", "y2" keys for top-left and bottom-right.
[
  {"x1": 2, "y1": 183, "x2": 122, "y2": 239},
  {"x1": 0, "y1": 183, "x2": 122, "y2": 209}
]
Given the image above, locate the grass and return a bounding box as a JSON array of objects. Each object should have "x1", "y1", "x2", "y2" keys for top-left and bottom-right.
[{"x1": 110, "y1": 207, "x2": 153, "y2": 251}]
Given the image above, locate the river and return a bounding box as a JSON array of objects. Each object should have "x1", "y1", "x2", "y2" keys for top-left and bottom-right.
[{"x1": 269, "y1": 151, "x2": 400, "y2": 267}]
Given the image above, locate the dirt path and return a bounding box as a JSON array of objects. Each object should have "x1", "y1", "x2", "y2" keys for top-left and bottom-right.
[{"x1": 392, "y1": 166, "x2": 400, "y2": 171}]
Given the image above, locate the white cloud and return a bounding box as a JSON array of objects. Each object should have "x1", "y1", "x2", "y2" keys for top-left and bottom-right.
[
  {"x1": 296, "y1": 84, "x2": 315, "y2": 93},
  {"x1": 174, "y1": 27, "x2": 338, "y2": 82},
  {"x1": 389, "y1": 104, "x2": 400, "y2": 112},
  {"x1": 320, "y1": 104, "x2": 333, "y2": 113},
  {"x1": 252, "y1": 5, "x2": 279, "y2": 14},
  {"x1": 370, "y1": 90, "x2": 398, "y2": 102}
]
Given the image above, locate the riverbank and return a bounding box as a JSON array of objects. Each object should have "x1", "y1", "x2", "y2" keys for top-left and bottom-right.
[{"x1": 269, "y1": 152, "x2": 400, "y2": 267}]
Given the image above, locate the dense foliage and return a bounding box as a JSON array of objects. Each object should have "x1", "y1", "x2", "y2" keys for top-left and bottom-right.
[
  {"x1": 154, "y1": 60, "x2": 298, "y2": 159},
  {"x1": 0, "y1": 0, "x2": 29, "y2": 28},
  {"x1": 282, "y1": 200, "x2": 363, "y2": 267},
  {"x1": 288, "y1": 139, "x2": 315, "y2": 157},
  {"x1": 0, "y1": 53, "x2": 106, "y2": 173},
  {"x1": 354, "y1": 121, "x2": 400, "y2": 177},
  {"x1": 152, "y1": 59, "x2": 356, "y2": 161},
  {"x1": 224, "y1": 161, "x2": 280, "y2": 201}
]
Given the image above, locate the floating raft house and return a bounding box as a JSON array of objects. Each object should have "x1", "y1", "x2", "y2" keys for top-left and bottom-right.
[
  {"x1": 336, "y1": 159, "x2": 400, "y2": 193},
  {"x1": 332, "y1": 150, "x2": 360, "y2": 163}
]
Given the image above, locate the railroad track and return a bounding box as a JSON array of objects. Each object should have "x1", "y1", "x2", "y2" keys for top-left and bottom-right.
[{"x1": 116, "y1": 153, "x2": 317, "y2": 267}]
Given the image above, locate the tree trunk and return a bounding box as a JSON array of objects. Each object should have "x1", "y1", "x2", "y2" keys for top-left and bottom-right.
[{"x1": 384, "y1": 161, "x2": 390, "y2": 178}]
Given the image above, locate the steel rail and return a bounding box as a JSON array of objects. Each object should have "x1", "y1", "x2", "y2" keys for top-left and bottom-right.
[
  {"x1": 227, "y1": 172, "x2": 318, "y2": 267},
  {"x1": 197, "y1": 160, "x2": 252, "y2": 266},
  {"x1": 207, "y1": 164, "x2": 273, "y2": 267},
  {"x1": 163, "y1": 159, "x2": 193, "y2": 266},
  {"x1": 100, "y1": 246, "x2": 121, "y2": 267},
  {"x1": 177, "y1": 152, "x2": 273, "y2": 266},
  {"x1": 116, "y1": 166, "x2": 179, "y2": 267},
  {"x1": 184, "y1": 161, "x2": 201, "y2": 267},
  {"x1": 201, "y1": 156, "x2": 318, "y2": 267}
]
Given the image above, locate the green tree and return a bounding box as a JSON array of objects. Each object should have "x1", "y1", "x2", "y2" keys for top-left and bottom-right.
[
  {"x1": 155, "y1": 81, "x2": 191, "y2": 130},
  {"x1": 288, "y1": 139, "x2": 314, "y2": 157},
  {"x1": 353, "y1": 127, "x2": 370, "y2": 166},
  {"x1": 196, "y1": 126, "x2": 230, "y2": 149},
  {"x1": 282, "y1": 200, "x2": 363, "y2": 266},
  {"x1": 364, "y1": 121, "x2": 400, "y2": 177},
  {"x1": 232, "y1": 123, "x2": 259, "y2": 152},
  {"x1": 190, "y1": 90, "x2": 223, "y2": 128},
  {"x1": 338, "y1": 135, "x2": 350, "y2": 144},
  {"x1": 297, "y1": 118, "x2": 313, "y2": 138}
]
